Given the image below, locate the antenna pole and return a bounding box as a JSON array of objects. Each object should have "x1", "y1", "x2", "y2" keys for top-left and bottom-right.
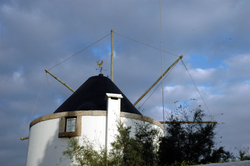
[
  {"x1": 159, "y1": 0, "x2": 165, "y2": 125},
  {"x1": 111, "y1": 29, "x2": 114, "y2": 81}
]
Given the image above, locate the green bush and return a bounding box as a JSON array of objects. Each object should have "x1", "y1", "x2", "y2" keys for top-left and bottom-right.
[
  {"x1": 62, "y1": 109, "x2": 233, "y2": 165},
  {"x1": 62, "y1": 120, "x2": 160, "y2": 166}
]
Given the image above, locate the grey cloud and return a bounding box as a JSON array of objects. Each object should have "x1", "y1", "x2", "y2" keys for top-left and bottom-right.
[{"x1": 1, "y1": 0, "x2": 250, "y2": 165}]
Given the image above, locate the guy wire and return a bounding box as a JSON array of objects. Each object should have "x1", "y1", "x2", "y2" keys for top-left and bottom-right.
[
  {"x1": 49, "y1": 33, "x2": 110, "y2": 70},
  {"x1": 181, "y1": 59, "x2": 214, "y2": 120},
  {"x1": 114, "y1": 32, "x2": 179, "y2": 57},
  {"x1": 23, "y1": 74, "x2": 46, "y2": 142}
]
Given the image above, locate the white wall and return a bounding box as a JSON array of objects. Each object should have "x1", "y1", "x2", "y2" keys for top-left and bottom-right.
[
  {"x1": 26, "y1": 119, "x2": 71, "y2": 166},
  {"x1": 26, "y1": 115, "x2": 164, "y2": 166}
]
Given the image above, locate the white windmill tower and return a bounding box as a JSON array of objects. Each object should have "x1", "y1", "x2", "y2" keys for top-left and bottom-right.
[
  {"x1": 25, "y1": 71, "x2": 164, "y2": 165},
  {"x1": 24, "y1": 29, "x2": 166, "y2": 165}
]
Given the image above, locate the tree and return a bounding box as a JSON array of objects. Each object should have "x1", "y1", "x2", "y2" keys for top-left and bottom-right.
[
  {"x1": 134, "y1": 122, "x2": 159, "y2": 165},
  {"x1": 62, "y1": 120, "x2": 160, "y2": 166},
  {"x1": 158, "y1": 107, "x2": 232, "y2": 165},
  {"x1": 62, "y1": 137, "x2": 108, "y2": 166},
  {"x1": 201, "y1": 146, "x2": 232, "y2": 163},
  {"x1": 236, "y1": 147, "x2": 250, "y2": 161},
  {"x1": 62, "y1": 107, "x2": 232, "y2": 165}
]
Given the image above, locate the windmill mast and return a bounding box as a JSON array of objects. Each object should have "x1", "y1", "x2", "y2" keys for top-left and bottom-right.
[{"x1": 111, "y1": 29, "x2": 114, "y2": 81}]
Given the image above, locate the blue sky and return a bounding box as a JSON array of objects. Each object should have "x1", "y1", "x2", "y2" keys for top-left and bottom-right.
[{"x1": 1, "y1": 0, "x2": 250, "y2": 165}]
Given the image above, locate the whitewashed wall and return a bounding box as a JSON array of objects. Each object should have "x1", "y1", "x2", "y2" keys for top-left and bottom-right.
[
  {"x1": 26, "y1": 113, "x2": 164, "y2": 166},
  {"x1": 26, "y1": 118, "x2": 70, "y2": 166}
]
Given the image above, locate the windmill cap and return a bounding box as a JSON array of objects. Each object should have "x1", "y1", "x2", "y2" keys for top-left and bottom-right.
[{"x1": 54, "y1": 75, "x2": 141, "y2": 115}]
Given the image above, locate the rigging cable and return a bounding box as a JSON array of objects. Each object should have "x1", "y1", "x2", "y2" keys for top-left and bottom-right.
[
  {"x1": 22, "y1": 74, "x2": 46, "y2": 145},
  {"x1": 114, "y1": 32, "x2": 179, "y2": 57},
  {"x1": 181, "y1": 59, "x2": 214, "y2": 120},
  {"x1": 24, "y1": 32, "x2": 110, "y2": 142},
  {"x1": 49, "y1": 33, "x2": 111, "y2": 70}
]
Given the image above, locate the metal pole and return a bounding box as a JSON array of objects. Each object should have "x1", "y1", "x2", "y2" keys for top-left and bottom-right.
[
  {"x1": 159, "y1": 0, "x2": 165, "y2": 126},
  {"x1": 111, "y1": 29, "x2": 114, "y2": 81}
]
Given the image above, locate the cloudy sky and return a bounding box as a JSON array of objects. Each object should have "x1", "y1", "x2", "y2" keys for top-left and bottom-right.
[{"x1": 1, "y1": 0, "x2": 250, "y2": 165}]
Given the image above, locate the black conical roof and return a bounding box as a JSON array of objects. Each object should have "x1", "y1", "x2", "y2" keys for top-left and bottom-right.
[{"x1": 54, "y1": 74, "x2": 141, "y2": 115}]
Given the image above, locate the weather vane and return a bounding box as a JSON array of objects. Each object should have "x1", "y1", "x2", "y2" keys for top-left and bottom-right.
[{"x1": 96, "y1": 60, "x2": 106, "y2": 74}]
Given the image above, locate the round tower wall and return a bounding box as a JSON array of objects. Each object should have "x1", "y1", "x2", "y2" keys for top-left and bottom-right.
[{"x1": 26, "y1": 111, "x2": 164, "y2": 166}]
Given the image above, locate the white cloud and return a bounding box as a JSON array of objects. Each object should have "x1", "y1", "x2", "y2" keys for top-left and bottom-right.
[{"x1": 189, "y1": 68, "x2": 216, "y2": 82}]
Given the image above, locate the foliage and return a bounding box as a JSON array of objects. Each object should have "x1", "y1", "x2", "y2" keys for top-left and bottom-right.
[
  {"x1": 201, "y1": 146, "x2": 232, "y2": 163},
  {"x1": 62, "y1": 138, "x2": 108, "y2": 166},
  {"x1": 62, "y1": 106, "x2": 233, "y2": 165},
  {"x1": 134, "y1": 121, "x2": 160, "y2": 165},
  {"x1": 62, "y1": 120, "x2": 160, "y2": 166},
  {"x1": 111, "y1": 121, "x2": 160, "y2": 165},
  {"x1": 236, "y1": 147, "x2": 250, "y2": 161},
  {"x1": 158, "y1": 107, "x2": 232, "y2": 165},
  {"x1": 168, "y1": 160, "x2": 197, "y2": 166}
]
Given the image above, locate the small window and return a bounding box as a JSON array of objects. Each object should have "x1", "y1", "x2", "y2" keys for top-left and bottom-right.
[
  {"x1": 58, "y1": 116, "x2": 81, "y2": 138},
  {"x1": 66, "y1": 117, "x2": 76, "y2": 132}
]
